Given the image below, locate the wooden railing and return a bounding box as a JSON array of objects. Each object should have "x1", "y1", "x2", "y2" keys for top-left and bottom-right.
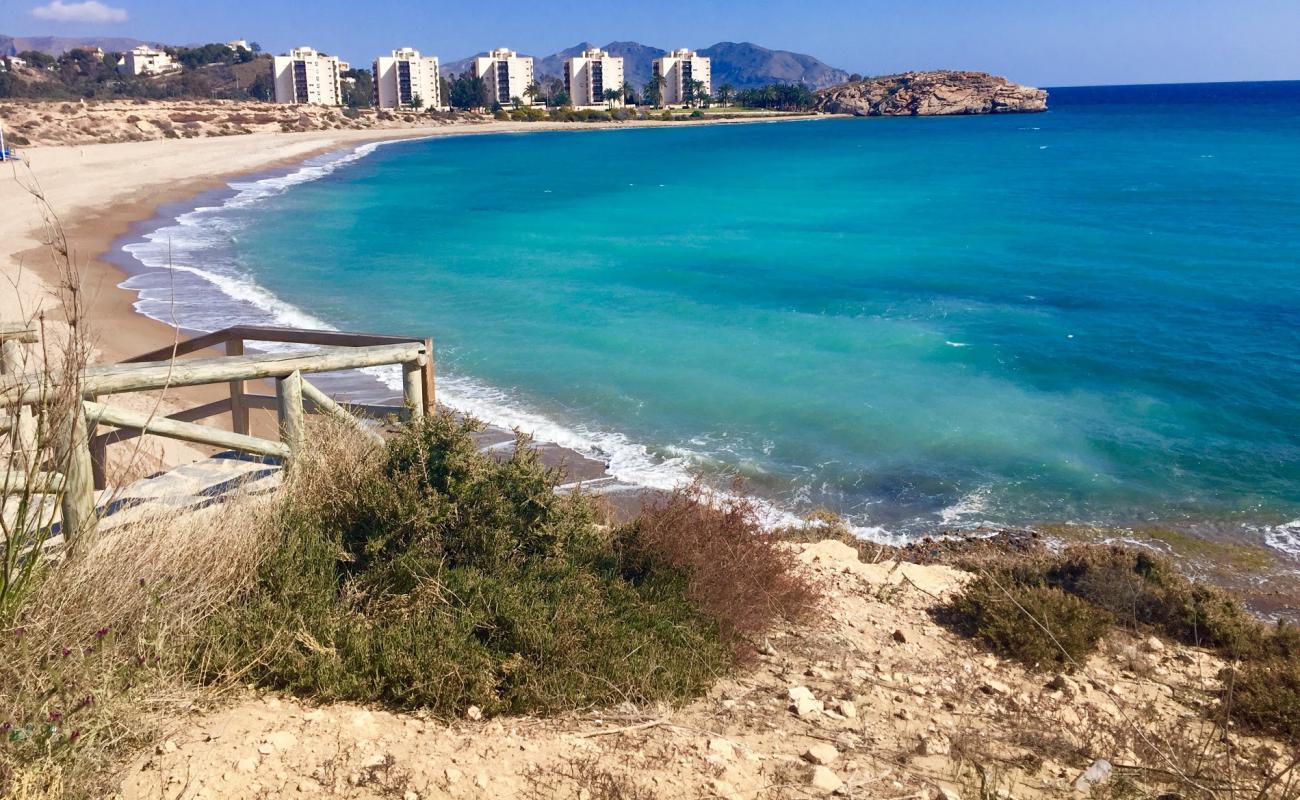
[{"x1": 1, "y1": 324, "x2": 435, "y2": 543}]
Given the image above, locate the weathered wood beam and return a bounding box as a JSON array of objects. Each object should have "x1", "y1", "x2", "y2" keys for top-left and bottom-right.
[
  {"x1": 299, "y1": 378, "x2": 386, "y2": 446},
  {"x1": 84, "y1": 401, "x2": 290, "y2": 460},
  {"x1": 275, "y1": 371, "x2": 305, "y2": 460},
  {"x1": 123, "y1": 325, "x2": 426, "y2": 364},
  {"x1": 2, "y1": 342, "x2": 428, "y2": 404},
  {"x1": 0, "y1": 323, "x2": 39, "y2": 345},
  {"x1": 89, "y1": 398, "x2": 233, "y2": 450},
  {"x1": 0, "y1": 470, "x2": 66, "y2": 494},
  {"x1": 403, "y1": 361, "x2": 424, "y2": 419}
]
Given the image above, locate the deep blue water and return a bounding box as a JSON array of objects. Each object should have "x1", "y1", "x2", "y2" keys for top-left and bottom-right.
[{"x1": 120, "y1": 81, "x2": 1300, "y2": 554}]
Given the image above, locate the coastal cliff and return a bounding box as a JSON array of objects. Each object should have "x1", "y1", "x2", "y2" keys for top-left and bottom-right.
[{"x1": 816, "y1": 70, "x2": 1048, "y2": 116}]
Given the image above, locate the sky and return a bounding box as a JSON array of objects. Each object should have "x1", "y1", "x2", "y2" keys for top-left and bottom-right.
[{"x1": 4, "y1": 0, "x2": 1300, "y2": 87}]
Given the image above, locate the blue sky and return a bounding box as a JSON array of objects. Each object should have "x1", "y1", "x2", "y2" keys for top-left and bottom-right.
[{"x1": 6, "y1": 0, "x2": 1300, "y2": 87}]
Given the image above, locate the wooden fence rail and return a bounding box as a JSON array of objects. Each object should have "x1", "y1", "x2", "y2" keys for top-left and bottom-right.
[{"x1": 1, "y1": 324, "x2": 435, "y2": 544}]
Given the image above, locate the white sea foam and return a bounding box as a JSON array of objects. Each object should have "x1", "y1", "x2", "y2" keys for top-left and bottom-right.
[
  {"x1": 938, "y1": 487, "x2": 991, "y2": 527},
  {"x1": 1261, "y1": 520, "x2": 1300, "y2": 559}
]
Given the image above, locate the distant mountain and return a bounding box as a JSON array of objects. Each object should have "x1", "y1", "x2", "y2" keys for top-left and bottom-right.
[
  {"x1": 443, "y1": 40, "x2": 847, "y2": 92},
  {"x1": 0, "y1": 34, "x2": 166, "y2": 56},
  {"x1": 699, "y1": 42, "x2": 850, "y2": 90}
]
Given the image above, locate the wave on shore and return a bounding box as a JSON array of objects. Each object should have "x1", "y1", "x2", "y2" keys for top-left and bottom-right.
[{"x1": 114, "y1": 141, "x2": 886, "y2": 539}]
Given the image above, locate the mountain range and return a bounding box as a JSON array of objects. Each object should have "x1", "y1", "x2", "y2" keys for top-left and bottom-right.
[
  {"x1": 445, "y1": 41, "x2": 851, "y2": 91},
  {"x1": 0, "y1": 34, "x2": 163, "y2": 56}
]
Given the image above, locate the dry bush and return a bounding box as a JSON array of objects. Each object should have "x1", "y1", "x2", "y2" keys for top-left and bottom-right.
[{"x1": 623, "y1": 483, "x2": 821, "y2": 649}]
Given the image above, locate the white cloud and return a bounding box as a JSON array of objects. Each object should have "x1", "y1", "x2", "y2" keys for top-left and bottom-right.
[{"x1": 30, "y1": 1, "x2": 129, "y2": 23}]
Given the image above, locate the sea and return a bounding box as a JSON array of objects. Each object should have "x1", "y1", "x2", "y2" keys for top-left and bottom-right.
[{"x1": 113, "y1": 81, "x2": 1300, "y2": 558}]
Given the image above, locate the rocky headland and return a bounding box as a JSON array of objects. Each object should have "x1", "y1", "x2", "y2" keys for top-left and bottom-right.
[{"x1": 817, "y1": 70, "x2": 1048, "y2": 116}]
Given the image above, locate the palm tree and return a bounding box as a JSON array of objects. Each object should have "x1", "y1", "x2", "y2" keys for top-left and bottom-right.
[
  {"x1": 621, "y1": 80, "x2": 637, "y2": 107},
  {"x1": 691, "y1": 80, "x2": 709, "y2": 108},
  {"x1": 603, "y1": 87, "x2": 622, "y2": 108},
  {"x1": 645, "y1": 75, "x2": 666, "y2": 108},
  {"x1": 717, "y1": 83, "x2": 734, "y2": 108},
  {"x1": 510, "y1": 95, "x2": 524, "y2": 109},
  {"x1": 523, "y1": 81, "x2": 541, "y2": 106},
  {"x1": 410, "y1": 93, "x2": 424, "y2": 110}
]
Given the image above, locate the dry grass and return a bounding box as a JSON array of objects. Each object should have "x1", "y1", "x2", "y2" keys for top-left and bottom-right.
[
  {"x1": 624, "y1": 483, "x2": 822, "y2": 651},
  {"x1": 0, "y1": 501, "x2": 274, "y2": 796}
]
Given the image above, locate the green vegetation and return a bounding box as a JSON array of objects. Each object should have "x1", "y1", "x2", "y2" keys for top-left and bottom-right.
[
  {"x1": 937, "y1": 544, "x2": 1300, "y2": 742},
  {"x1": 447, "y1": 71, "x2": 490, "y2": 110},
  {"x1": 938, "y1": 573, "x2": 1112, "y2": 669},
  {"x1": 731, "y1": 83, "x2": 818, "y2": 111},
  {"x1": 341, "y1": 67, "x2": 373, "y2": 108},
  {"x1": 189, "y1": 416, "x2": 813, "y2": 717},
  {"x1": 1, "y1": 415, "x2": 815, "y2": 795},
  {"x1": 0, "y1": 42, "x2": 273, "y2": 101}
]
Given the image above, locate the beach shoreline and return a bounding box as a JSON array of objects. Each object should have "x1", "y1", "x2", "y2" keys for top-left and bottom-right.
[
  {"x1": 2, "y1": 115, "x2": 826, "y2": 496},
  {"x1": 3, "y1": 112, "x2": 1297, "y2": 616}
]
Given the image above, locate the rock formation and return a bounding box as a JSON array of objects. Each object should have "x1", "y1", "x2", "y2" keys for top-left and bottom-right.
[{"x1": 817, "y1": 70, "x2": 1048, "y2": 116}]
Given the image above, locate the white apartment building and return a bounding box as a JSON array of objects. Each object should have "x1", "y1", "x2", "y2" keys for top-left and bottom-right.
[
  {"x1": 652, "y1": 48, "x2": 712, "y2": 106},
  {"x1": 472, "y1": 48, "x2": 535, "y2": 107},
  {"x1": 119, "y1": 45, "x2": 179, "y2": 76},
  {"x1": 373, "y1": 48, "x2": 444, "y2": 109},
  {"x1": 564, "y1": 48, "x2": 625, "y2": 108},
  {"x1": 272, "y1": 47, "x2": 344, "y2": 106}
]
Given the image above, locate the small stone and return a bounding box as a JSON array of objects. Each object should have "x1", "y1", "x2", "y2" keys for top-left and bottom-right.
[
  {"x1": 303, "y1": 709, "x2": 326, "y2": 722},
  {"x1": 296, "y1": 779, "x2": 320, "y2": 793},
  {"x1": 708, "y1": 738, "x2": 736, "y2": 759},
  {"x1": 711, "y1": 779, "x2": 736, "y2": 797},
  {"x1": 760, "y1": 638, "x2": 778, "y2": 656},
  {"x1": 788, "y1": 686, "x2": 825, "y2": 718},
  {"x1": 892, "y1": 629, "x2": 908, "y2": 644},
  {"x1": 980, "y1": 679, "x2": 1012, "y2": 696},
  {"x1": 474, "y1": 773, "x2": 489, "y2": 789},
  {"x1": 937, "y1": 787, "x2": 962, "y2": 800},
  {"x1": 1074, "y1": 759, "x2": 1113, "y2": 792},
  {"x1": 257, "y1": 743, "x2": 274, "y2": 755},
  {"x1": 809, "y1": 765, "x2": 844, "y2": 794},
  {"x1": 267, "y1": 731, "x2": 297, "y2": 750},
  {"x1": 918, "y1": 735, "x2": 951, "y2": 756},
  {"x1": 235, "y1": 756, "x2": 258, "y2": 774},
  {"x1": 404, "y1": 792, "x2": 419, "y2": 800},
  {"x1": 1143, "y1": 636, "x2": 1165, "y2": 654},
  {"x1": 444, "y1": 767, "x2": 463, "y2": 785},
  {"x1": 465, "y1": 705, "x2": 483, "y2": 721},
  {"x1": 803, "y1": 742, "x2": 839, "y2": 765},
  {"x1": 837, "y1": 700, "x2": 857, "y2": 719}
]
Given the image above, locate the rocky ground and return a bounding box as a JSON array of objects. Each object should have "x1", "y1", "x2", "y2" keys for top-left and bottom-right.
[
  {"x1": 0, "y1": 99, "x2": 486, "y2": 147},
  {"x1": 118, "y1": 540, "x2": 1292, "y2": 799},
  {"x1": 816, "y1": 71, "x2": 1048, "y2": 116}
]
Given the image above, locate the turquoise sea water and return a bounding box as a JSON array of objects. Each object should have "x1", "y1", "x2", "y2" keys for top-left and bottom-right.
[{"x1": 120, "y1": 82, "x2": 1300, "y2": 553}]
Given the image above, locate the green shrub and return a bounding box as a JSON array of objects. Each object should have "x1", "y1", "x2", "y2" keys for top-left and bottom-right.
[
  {"x1": 938, "y1": 572, "x2": 1112, "y2": 669},
  {"x1": 1222, "y1": 623, "x2": 1300, "y2": 742},
  {"x1": 193, "y1": 416, "x2": 737, "y2": 718},
  {"x1": 1043, "y1": 546, "x2": 1254, "y2": 651}
]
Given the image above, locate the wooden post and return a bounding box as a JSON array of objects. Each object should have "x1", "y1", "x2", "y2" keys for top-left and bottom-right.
[
  {"x1": 88, "y1": 394, "x2": 107, "y2": 490},
  {"x1": 276, "y1": 369, "x2": 305, "y2": 461},
  {"x1": 226, "y1": 338, "x2": 249, "y2": 435},
  {"x1": 402, "y1": 360, "x2": 424, "y2": 420},
  {"x1": 59, "y1": 403, "x2": 96, "y2": 543},
  {"x1": 422, "y1": 338, "x2": 436, "y2": 416},
  {"x1": 1, "y1": 338, "x2": 37, "y2": 468}
]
